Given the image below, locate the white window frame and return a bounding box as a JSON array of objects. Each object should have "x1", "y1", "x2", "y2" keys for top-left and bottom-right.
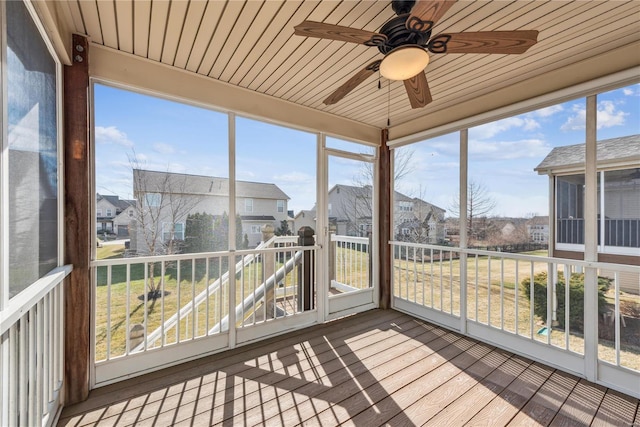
[
  {"x1": 399, "y1": 201, "x2": 413, "y2": 212},
  {"x1": 277, "y1": 199, "x2": 285, "y2": 213},
  {"x1": 245, "y1": 198, "x2": 253, "y2": 212},
  {"x1": 162, "y1": 222, "x2": 185, "y2": 241},
  {"x1": 106, "y1": 208, "x2": 112, "y2": 217},
  {"x1": 145, "y1": 192, "x2": 161, "y2": 207},
  {"x1": 96, "y1": 208, "x2": 102, "y2": 216},
  {"x1": 555, "y1": 168, "x2": 640, "y2": 256},
  {"x1": 1, "y1": 0, "x2": 65, "y2": 308},
  {"x1": 250, "y1": 224, "x2": 263, "y2": 234}
]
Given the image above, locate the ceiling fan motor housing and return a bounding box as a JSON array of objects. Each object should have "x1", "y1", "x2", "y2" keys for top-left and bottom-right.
[
  {"x1": 392, "y1": 0, "x2": 416, "y2": 15},
  {"x1": 377, "y1": 14, "x2": 432, "y2": 55}
]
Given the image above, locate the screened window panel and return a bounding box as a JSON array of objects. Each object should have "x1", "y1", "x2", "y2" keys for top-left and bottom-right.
[{"x1": 7, "y1": 0, "x2": 58, "y2": 298}]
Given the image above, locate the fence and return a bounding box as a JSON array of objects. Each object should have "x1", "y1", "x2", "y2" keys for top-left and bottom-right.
[
  {"x1": 391, "y1": 241, "x2": 640, "y2": 397},
  {"x1": 329, "y1": 234, "x2": 371, "y2": 293},
  {"x1": 91, "y1": 236, "x2": 318, "y2": 385}
]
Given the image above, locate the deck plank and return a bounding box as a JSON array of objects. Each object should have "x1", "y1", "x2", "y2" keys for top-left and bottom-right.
[
  {"x1": 167, "y1": 317, "x2": 440, "y2": 426},
  {"x1": 356, "y1": 347, "x2": 514, "y2": 427},
  {"x1": 549, "y1": 378, "x2": 607, "y2": 426},
  {"x1": 57, "y1": 310, "x2": 639, "y2": 427},
  {"x1": 591, "y1": 388, "x2": 640, "y2": 426},
  {"x1": 465, "y1": 356, "x2": 553, "y2": 425},
  {"x1": 421, "y1": 351, "x2": 537, "y2": 426}
]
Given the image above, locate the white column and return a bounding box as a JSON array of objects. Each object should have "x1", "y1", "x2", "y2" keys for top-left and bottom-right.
[
  {"x1": 584, "y1": 95, "x2": 598, "y2": 381},
  {"x1": 228, "y1": 112, "x2": 236, "y2": 348},
  {"x1": 459, "y1": 129, "x2": 468, "y2": 333}
]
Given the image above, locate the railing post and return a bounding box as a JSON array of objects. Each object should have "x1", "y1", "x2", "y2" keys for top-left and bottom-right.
[
  {"x1": 583, "y1": 94, "x2": 599, "y2": 382},
  {"x1": 328, "y1": 226, "x2": 336, "y2": 287},
  {"x1": 459, "y1": 129, "x2": 468, "y2": 334},
  {"x1": 298, "y1": 227, "x2": 315, "y2": 311},
  {"x1": 262, "y1": 225, "x2": 276, "y2": 318}
]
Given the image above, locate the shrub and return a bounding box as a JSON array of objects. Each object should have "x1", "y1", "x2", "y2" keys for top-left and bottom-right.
[{"x1": 521, "y1": 271, "x2": 610, "y2": 333}]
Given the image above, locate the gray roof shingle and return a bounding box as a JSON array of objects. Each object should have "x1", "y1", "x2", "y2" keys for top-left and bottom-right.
[
  {"x1": 133, "y1": 169, "x2": 290, "y2": 200},
  {"x1": 535, "y1": 134, "x2": 640, "y2": 173}
]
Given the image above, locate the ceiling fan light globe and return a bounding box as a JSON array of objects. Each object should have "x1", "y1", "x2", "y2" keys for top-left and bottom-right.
[{"x1": 379, "y1": 45, "x2": 430, "y2": 81}]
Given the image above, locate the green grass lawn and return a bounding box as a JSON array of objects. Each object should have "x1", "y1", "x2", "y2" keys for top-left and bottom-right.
[
  {"x1": 95, "y1": 252, "x2": 304, "y2": 361},
  {"x1": 392, "y1": 249, "x2": 640, "y2": 371},
  {"x1": 94, "y1": 245, "x2": 638, "y2": 371}
]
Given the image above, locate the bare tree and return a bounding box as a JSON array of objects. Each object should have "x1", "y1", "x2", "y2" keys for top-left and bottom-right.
[
  {"x1": 449, "y1": 179, "x2": 497, "y2": 242},
  {"x1": 130, "y1": 154, "x2": 202, "y2": 298},
  {"x1": 335, "y1": 147, "x2": 416, "y2": 236}
]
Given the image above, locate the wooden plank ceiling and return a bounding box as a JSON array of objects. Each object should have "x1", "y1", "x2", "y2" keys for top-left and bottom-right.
[{"x1": 59, "y1": 0, "x2": 640, "y2": 130}]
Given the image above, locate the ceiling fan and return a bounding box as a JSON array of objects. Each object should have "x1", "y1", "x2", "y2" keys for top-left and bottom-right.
[{"x1": 294, "y1": 0, "x2": 539, "y2": 109}]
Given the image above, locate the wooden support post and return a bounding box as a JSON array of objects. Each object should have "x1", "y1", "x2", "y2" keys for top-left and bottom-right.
[
  {"x1": 378, "y1": 129, "x2": 391, "y2": 309},
  {"x1": 297, "y1": 226, "x2": 315, "y2": 311},
  {"x1": 63, "y1": 34, "x2": 90, "y2": 404}
]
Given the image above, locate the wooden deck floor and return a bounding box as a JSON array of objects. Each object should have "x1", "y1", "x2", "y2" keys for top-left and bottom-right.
[{"x1": 59, "y1": 309, "x2": 640, "y2": 427}]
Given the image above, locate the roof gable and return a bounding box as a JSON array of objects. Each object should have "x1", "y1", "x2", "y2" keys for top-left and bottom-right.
[
  {"x1": 133, "y1": 169, "x2": 289, "y2": 200},
  {"x1": 535, "y1": 134, "x2": 640, "y2": 174}
]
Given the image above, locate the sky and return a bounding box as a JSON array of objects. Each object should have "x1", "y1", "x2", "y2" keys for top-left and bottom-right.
[
  {"x1": 395, "y1": 84, "x2": 640, "y2": 217},
  {"x1": 95, "y1": 83, "x2": 639, "y2": 217}
]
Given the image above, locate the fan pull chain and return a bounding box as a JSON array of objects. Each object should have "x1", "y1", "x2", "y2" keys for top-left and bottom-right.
[{"x1": 387, "y1": 80, "x2": 391, "y2": 128}]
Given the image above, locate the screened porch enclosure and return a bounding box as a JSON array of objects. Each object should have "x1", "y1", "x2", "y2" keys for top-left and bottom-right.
[{"x1": 1, "y1": 1, "x2": 639, "y2": 426}]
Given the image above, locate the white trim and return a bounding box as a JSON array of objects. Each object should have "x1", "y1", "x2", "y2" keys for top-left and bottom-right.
[
  {"x1": 89, "y1": 47, "x2": 379, "y2": 145},
  {"x1": 94, "y1": 333, "x2": 229, "y2": 387},
  {"x1": 388, "y1": 68, "x2": 640, "y2": 148},
  {"x1": 0, "y1": 0, "x2": 7, "y2": 311},
  {"x1": 0, "y1": 266, "x2": 72, "y2": 336},
  {"x1": 317, "y1": 133, "x2": 327, "y2": 324},
  {"x1": 598, "y1": 362, "x2": 640, "y2": 399},
  {"x1": 325, "y1": 303, "x2": 377, "y2": 322},
  {"x1": 235, "y1": 312, "x2": 317, "y2": 345},
  {"x1": 467, "y1": 322, "x2": 586, "y2": 378},
  {"x1": 557, "y1": 243, "x2": 640, "y2": 257},
  {"x1": 328, "y1": 288, "x2": 375, "y2": 314},
  {"x1": 393, "y1": 298, "x2": 461, "y2": 331}
]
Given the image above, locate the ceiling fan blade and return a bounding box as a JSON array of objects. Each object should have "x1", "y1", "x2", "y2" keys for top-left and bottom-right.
[
  {"x1": 324, "y1": 60, "x2": 382, "y2": 105},
  {"x1": 431, "y1": 30, "x2": 539, "y2": 54},
  {"x1": 406, "y1": 0, "x2": 456, "y2": 31},
  {"x1": 404, "y1": 71, "x2": 432, "y2": 109},
  {"x1": 294, "y1": 21, "x2": 386, "y2": 45}
]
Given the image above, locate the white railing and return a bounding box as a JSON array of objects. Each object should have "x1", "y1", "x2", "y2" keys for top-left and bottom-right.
[
  {"x1": 391, "y1": 241, "x2": 640, "y2": 397},
  {"x1": 330, "y1": 234, "x2": 371, "y2": 292},
  {"x1": 0, "y1": 265, "x2": 72, "y2": 427},
  {"x1": 91, "y1": 236, "x2": 318, "y2": 384}
]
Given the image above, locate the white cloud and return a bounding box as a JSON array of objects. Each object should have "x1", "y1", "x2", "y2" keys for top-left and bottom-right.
[
  {"x1": 530, "y1": 104, "x2": 564, "y2": 118},
  {"x1": 469, "y1": 138, "x2": 551, "y2": 160},
  {"x1": 95, "y1": 126, "x2": 133, "y2": 147},
  {"x1": 597, "y1": 100, "x2": 628, "y2": 128},
  {"x1": 622, "y1": 84, "x2": 640, "y2": 96},
  {"x1": 472, "y1": 116, "x2": 540, "y2": 140},
  {"x1": 153, "y1": 142, "x2": 175, "y2": 155},
  {"x1": 561, "y1": 100, "x2": 628, "y2": 131}
]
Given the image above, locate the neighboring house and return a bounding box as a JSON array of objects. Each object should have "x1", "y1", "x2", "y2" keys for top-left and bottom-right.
[
  {"x1": 303, "y1": 184, "x2": 446, "y2": 243},
  {"x1": 393, "y1": 192, "x2": 447, "y2": 244},
  {"x1": 130, "y1": 169, "x2": 290, "y2": 253},
  {"x1": 535, "y1": 134, "x2": 640, "y2": 265},
  {"x1": 527, "y1": 216, "x2": 550, "y2": 244},
  {"x1": 294, "y1": 210, "x2": 316, "y2": 234},
  {"x1": 96, "y1": 193, "x2": 135, "y2": 237}
]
